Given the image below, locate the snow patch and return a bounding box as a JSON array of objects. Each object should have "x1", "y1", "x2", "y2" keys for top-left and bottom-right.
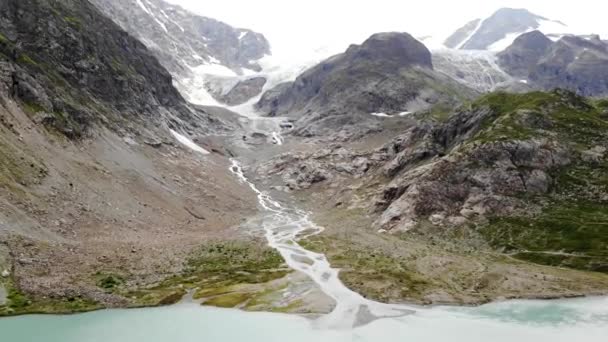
[
  {"x1": 192, "y1": 63, "x2": 237, "y2": 78},
  {"x1": 208, "y1": 56, "x2": 221, "y2": 65},
  {"x1": 174, "y1": 62, "x2": 238, "y2": 107},
  {"x1": 456, "y1": 18, "x2": 485, "y2": 50},
  {"x1": 370, "y1": 111, "x2": 412, "y2": 118},
  {"x1": 160, "y1": 9, "x2": 185, "y2": 32},
  {"x1": 142, "y1": 0, "x2": 169, "y2": 33},
  {"x1": 170, "y1": 130, "x2": 209, "y2": 155},
  {"x1": 135, "y1": 0, "x2": 151, "y2": 15},
  {"x1": 488, "y1": 32, "x2": 526, "y2": 51},
  {"x1": 271, "y1": 132, "x2": 284, "y2": 145},
  {"x1": 239, "y1": 31, "x2": 248, "y2": 40},
  {"x1": 519, "y1": 79, "x2": 529, "y2": 84}
]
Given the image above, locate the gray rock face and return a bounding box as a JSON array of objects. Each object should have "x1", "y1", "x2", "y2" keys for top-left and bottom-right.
[
  {"x1": 498, "y1": 33, "x2": 608, "y2": 96},
  {"x1": 447, "y1": 8, "x2": 562, "y2": 50},
  {"x1": 259, "y1": 90, "x2": 606, "y2": 234},
  {"x1": 531, "y1": 36, "x2": 608, "y2": 96},
  {"x1": 497, "y1": 31, "x2": 553, "y2": 77},
  {"x1": 210, "y1": 77, "x2": 267, "y2": 106},
  {"x1": 91, "y1": 0, "x2": 270, "y2": 77},
  {"x1": 256, "y1": 32, "x2": 476, "y2": 136},
  {"x1": 0, "y1": 0, "x2": 228, "y2": 138}
]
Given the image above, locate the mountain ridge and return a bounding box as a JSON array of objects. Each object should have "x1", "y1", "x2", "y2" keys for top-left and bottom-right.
[{"x1": 444, "y1": 8, "x2": 569, "y2": 51}]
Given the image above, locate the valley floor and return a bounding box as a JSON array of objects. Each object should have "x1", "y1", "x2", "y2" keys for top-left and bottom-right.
[{"x1": 2, "y1": 96, "x2": 608, "y2": 317}]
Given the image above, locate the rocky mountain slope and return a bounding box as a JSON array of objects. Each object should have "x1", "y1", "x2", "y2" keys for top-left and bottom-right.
[
  {"x1": 431, "y1": 8, "x2": 608, "y2": 96},
  {"x1": 445, "y1": 8, "x2": 569, "y2": 51},
  {"x1": 91, "y1": 0, "x2": 270, "y2": 75},
  {"x1": 431, "y1": 50, "x2": 517, "y2": 93},
  {"x1": 90, "y1": 0, "x2": 271, "y2": 106},
  {"x1": 255, "y1": 90, "x2": 608, "y2": 304},
  {"x1": 499, "y1": 31, "x2": 608, "y2": 96},
  {"x1": 256, "y1": 32, "x2": 477, "y2": 137},
  {"x1": 0, "y1": 0, "x2": 260, "y2": 315}
]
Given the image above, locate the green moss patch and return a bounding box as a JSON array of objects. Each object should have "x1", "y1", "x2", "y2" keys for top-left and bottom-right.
[
  {"x1": 63, "y1": 16, "x2": 82, "y2": 28},
  {"x1": 482, "y1": 201, "x2": 608, "y2": 272},
  {"x1": 124, "y1": 240, "x2": 289, "y2": 308},
  {"x1": 301, "y1": 236, "x2": 431, "y2": 302},
  {"x1": 16, "y1": 54, "x2": 39, "y2": 67},
  {"x1": 0, "y1": 279, "x2": 99, "y2": 317},
  {"x1": 472, "y1": 90, "x2": 608, "y2": 145},
  {"x1": 204, "y1": 292, "x2": 253, "y2": 308},
  {"x1": 95, "y1": 273, "x2": 125, "y2": 293}
]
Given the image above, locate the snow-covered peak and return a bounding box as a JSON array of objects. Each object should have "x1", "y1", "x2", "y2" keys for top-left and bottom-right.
[{"x1": 444, "y1": 8, "x2": 575, "y2": 52}]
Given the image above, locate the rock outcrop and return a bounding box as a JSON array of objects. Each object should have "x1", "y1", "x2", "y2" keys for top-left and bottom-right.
[
  {"x1": 497, "y1": 30, "x2": 553, "y2": 77},
  {"x1": 498, "y1": 32, "x2": 608, "y2": 96},
  {"x1": 209, "y1": 77, "x2": 267, "y2": 106}
]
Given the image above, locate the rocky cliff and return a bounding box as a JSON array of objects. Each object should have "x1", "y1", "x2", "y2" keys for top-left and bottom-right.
[{"x1": 499, "y1": 32, "x2": 608, "y2": 96}]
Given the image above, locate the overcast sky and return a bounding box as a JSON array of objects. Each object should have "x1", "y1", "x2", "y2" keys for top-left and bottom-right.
[{"x1": 166, "y1": 0, "x2": 607, "y2": 54}]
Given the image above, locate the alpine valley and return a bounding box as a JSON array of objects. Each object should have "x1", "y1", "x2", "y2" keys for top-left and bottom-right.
[{"x1": 0, "y1": 1, "x2": 607, "y2": 340}]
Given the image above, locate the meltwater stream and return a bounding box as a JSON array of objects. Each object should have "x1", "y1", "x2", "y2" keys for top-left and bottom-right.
[
  {"x1": 229, "y1": 160, "x2": 413, "y2": 328},
  {"x1": 1, "y1": 161, "x2": 607, "y2": 341}
]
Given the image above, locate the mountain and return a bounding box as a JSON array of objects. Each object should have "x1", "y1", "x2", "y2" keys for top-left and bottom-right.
[
  {"x1": 256, "y1": 32, "x2": 477, "y2": 137},
  {"x1": 91, "y1": 0, "x2": 270, "y2": 75},
  {"x1": 498, "y1": 32, "x2": 608, "y2": 96},
  {"x1": 445, "y1": 8, "x2": 569, "y2": 51},
  {"x1": 257, "y1": 90, "x2": 608, "y2": 304},
  {"x1": 433, "y1": 8, "x2": 607, "y2": 96},
  {"x1": 496, "y1": 30, "x2": 553, "y2": 78},
  {"x1": 0, "y1": 0, "x2": 256, "y2": 315},
  {"x1": 0, "y1": 0, "x2": 219, "y2": 138},
  {"x1": 90, "y1": 0, "x2": 271, "y2": 106}
]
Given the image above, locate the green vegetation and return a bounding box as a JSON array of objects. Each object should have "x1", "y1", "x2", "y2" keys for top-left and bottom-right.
[
  {"x1": 0, "y1": 136, "x2": 47, "y2": 191},
  {"x1": 0, "y1": 241, "x2": 290, "y2": 316},
  {"x1": 122, "y1": 241, "x2": 289, "y2": 308},
  {"x1": 203, "y1": 292, "x2": 252, "y2": 308},
  {"x1": 63, "y1": 16, "x2": 82, "y2": 28},
  {"x1": 594, "y1": 98, "x2": 608, "y2": 110},
  {"x1": 16, "y1": 54, "x2": 39, "y2": 67},
  {"x1": 0, "y1": 33, "x2": 7, "y2": 44},
  {"x1": 0, "y1": 278, "x2": 99, "y2": 317},
  {"x1": 96, "y1": 273, "x2": 125, "y2": 293},
  {"x1": 472, "y1": 90, "x2": 608, "y2": 145},
  {"x1": 301, "y1": 236, "x2": 431, "y2": 302},
  {"x1": 482, "y1": 201, "x2": 608, "y2": 273},
  {"x1": 471, "y1": 91, "x2": 608, "y2": 272}
]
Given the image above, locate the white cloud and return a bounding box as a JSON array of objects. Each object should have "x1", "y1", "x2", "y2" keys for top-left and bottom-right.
[{"x1": 165, "y1": 0, "x2": 607, "y2": 55}]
